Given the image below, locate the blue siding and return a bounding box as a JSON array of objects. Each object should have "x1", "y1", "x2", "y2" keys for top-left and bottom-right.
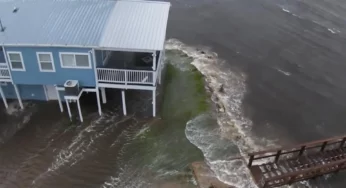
[
  {"x1": 0, "y1": 84, "x2": 46, "y2": 101},
  {"x1": 0, "y1": 84, "x2": 16, "y2": 99},
  {"x1": 4, "y1": 46, "x2": 96, "y2": 87}
]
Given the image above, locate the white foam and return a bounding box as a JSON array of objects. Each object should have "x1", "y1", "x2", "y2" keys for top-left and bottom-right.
[
  {"x1": 166, "y1": 39, "x2": 313, "y2": 187},
  {"x1": 32, "y1": 114, "x2": 133, "y2": 186},
  {"x1": 5, "y1": 101, "x2": 29, "y2": 115},
  {"x1": 328, "y1": 28, "x2": 341, "y2": 34},
  {"x1": 166, "y1": 39, "x2": 277, "y2": 152},
  {"x1": 276, "y1": 68, "x2": 291, "y2": 76},
  {"x1": 282, "y1": 8, "x2": 290, "y2": 13}
]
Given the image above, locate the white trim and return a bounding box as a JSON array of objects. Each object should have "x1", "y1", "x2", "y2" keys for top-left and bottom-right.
[
  {"x1": 91, "y1": 49, "x2": 102, "y2": 116},
  {"x1": 2, "y1": 44, "x2": 162, "y2": 52},
  {"x1": 95, "y1": 47, "x2": 156, "y2": 53},
  {"x1": 152, "y1": 52, "x2": 156, "y2": 71},
  {"x1": 77, "y1": 99, "x2": 83, "y2": 122},
  {"x1": 7, "y1": 51, "x2": 26, "y2": 71},
  {"x1": 43, "y1": 85, "x2": 49, "y2": 101},
  {"x1": 101, "y1": 87, "x2": 107, "y2": 104},
  {"x1": 59, "y1": 52, "x2": 92, "y2": 69},
  {"x1": 66, "y1": 99, "x2": 72, "y2": 120},
  {"x1": 122, "y1": 90, "x2": 127, "y2": 116},
  {"x1": 36, "y1": 52, "x2": 56, "y2": 72},
  {"x1": 152, "y1": 89, "x2": 156, "y2": 117},
  {"x1": 0, "y1": 85, "x2": 8, "y2": 109},
  {"x1": 0, "y1": 79, "x2": 11, "y2": 82},
  {"x1": 13, "y1": 84, "x2": 23, "y2": 109},
  {"x1": 3, "y1": 43, "x2": 96, "y2": 49},
  {"x1": 55, "y1": 85, "x2": 63, "y2": 112},
  {"x1": 98, "y1": 83, "x2": 156, "y2": 90},
  {"x1": 91, "y1": 49, "x2": 98, "y2": 87},
  {"x1": 96, "y1": 88, "x2": 102, "y2": 116}
]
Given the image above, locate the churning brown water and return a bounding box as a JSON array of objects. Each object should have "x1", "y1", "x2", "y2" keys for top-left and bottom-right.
[
  {"x1": 0, "y1": 91, "x2": 156, "y2": 188},
  {"x1": 3, "y1": 0, "x2": 346, "y2": 187},
  {"x1": 0, "y1": 53, "x2": 204, "y2": 188}
]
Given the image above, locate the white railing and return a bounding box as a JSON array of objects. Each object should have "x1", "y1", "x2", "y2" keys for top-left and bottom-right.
[
  {"x1": 0, "y1": 64, "x2": 10, "y2": 79},
  {"x1": 97, "y1": 68, "x2": 154, "y2": 85}
]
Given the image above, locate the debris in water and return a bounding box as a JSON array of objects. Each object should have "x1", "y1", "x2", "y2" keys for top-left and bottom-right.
[{"x1": 218, "y1": 84, "x2": 224, "y2": 93}]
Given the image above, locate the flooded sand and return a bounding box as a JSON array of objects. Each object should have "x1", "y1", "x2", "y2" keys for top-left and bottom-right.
[{"x1": 2, "y1": 0, "x2": 346, "y2": 187}]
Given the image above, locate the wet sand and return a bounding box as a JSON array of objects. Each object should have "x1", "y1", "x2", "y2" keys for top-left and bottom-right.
[{"x1": 191, "y1": 161, "x2": 234, "y2": 188}]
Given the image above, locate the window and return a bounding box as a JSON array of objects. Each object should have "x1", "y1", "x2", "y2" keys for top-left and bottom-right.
[
  {"x1": 37, "y1": 52, "x2": 55, "y2": 72},
  {"x1": 7, "y1": 52, "x2": 25, "y2": 71},
  {"x1": 60, "y1": 53, "x2": 91, "y2": 69}
]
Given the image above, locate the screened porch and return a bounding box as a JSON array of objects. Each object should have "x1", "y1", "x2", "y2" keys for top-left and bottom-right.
[{"x1": 95, "y1": 50, "x2": 163, "y2": 86}]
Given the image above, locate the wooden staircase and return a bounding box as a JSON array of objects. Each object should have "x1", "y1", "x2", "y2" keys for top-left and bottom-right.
[{"x1": 247, "y1": 135, "x2": 346, "y2": 188}]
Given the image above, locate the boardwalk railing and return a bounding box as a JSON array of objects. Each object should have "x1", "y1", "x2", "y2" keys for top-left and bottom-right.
[
  {"x1": 97, "y1": 68, "x2": 154, "y2": 85},
  {"x1": 0, "y1": 64, "x2": 10, "y2": 80},
  {"x1": 247, "y1": 135, "x2": 346, "y2": 188},
  {"x1": 247, "y1": 135, "x2": 346, "y2": 167}
]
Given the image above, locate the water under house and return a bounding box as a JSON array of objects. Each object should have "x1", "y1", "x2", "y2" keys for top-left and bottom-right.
[{"x1": 0, "y1": 0, "x2": 171, "y2": 121}]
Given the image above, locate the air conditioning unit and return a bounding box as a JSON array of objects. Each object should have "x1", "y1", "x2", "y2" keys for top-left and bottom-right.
[{"x1": 64, "y1": 80, "x2": 80, "y2": 96}]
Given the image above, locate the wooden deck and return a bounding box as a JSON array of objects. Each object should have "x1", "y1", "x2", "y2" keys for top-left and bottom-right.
[{"x1": 247, "y1": 135, "x2": 346, "y2": 188}]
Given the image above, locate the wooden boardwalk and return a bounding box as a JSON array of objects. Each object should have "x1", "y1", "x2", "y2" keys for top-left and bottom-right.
[{"x1": 247, "y1": 135, "x2": 346, "y2": 188}]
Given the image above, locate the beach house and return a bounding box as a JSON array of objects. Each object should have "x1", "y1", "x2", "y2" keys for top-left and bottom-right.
[{"x1": 0, "y1": 0, "x2": 170, "y2": 121}]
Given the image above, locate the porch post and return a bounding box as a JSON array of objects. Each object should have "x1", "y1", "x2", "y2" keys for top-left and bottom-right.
[
  {"x1": 121, "y1": 90, "x2": 127, "y2": 116},
  {"x1": 152, "y1": 52, "x2": 156, "y2": 71},
  {"x1": 96, "y1": 88, "x2": 102, "y2": 116},
  {"x1": 77, "y1": 99, "x2": 83, "y2": 122},
  {"x1": 66, "y1": 99, "x2": 72, "y2": 121},
  {"x1": 0, "y1": 85, "x2": 8, "y2": 109},
  {"x1": 55, "y1": 86, "x2": 63, "y2": 112},
  {"x1": 101, "y1": 87, "x2": 107, "y2": 104},
  {"x1": 152, "y1": 89, "x2": 156, "y2": 117},
  {"x1": 13, "y1": 84, "x2": 23, "y2": 109}
]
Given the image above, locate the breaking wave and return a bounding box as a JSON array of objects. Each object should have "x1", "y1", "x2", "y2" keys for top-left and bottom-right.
[
  {"x1": 166, "y1": 39, "x2": 276, "y2": 187},
  {"x1": 166, "y1": 39, "x2": 311, "y2": 187}
]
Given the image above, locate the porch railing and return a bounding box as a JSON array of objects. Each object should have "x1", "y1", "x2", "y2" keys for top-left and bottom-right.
[
  {"x1": 97, "y1": 68, "x2": 154, "y2": 85},
  {"x1": 0, "y1": 64, "x2": 10, "y2": 80}
]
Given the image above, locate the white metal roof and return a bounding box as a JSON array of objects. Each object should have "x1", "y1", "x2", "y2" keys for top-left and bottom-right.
[
  {"x1": 0, "y1": 0, "x2": 171, "y2": 51},
  {"x1": 100, "y1": 0, "x2": 171, "y2": 51}
]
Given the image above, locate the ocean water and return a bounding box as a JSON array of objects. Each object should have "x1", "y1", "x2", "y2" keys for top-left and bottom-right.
[
  {"x1": 1, "y1": 0, "x2": 346, "y2": 187},
  {"x1": 167, "y1": 0, "x2": 346, "y2": 186}
]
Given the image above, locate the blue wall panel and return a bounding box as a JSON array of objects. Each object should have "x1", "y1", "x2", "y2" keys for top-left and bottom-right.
[
  {"x1": 0, "y1": 84, "x2": 16, "y2": 99},
  {"x1": 19, "y1": 85, "x2": 46, "y2": 101},
  {"x1": 0, "y1": 84, "x2": 46, "y2": 101},
  {"x1": 4, "y1": 46, "x2": 96, "y2": 87}
]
